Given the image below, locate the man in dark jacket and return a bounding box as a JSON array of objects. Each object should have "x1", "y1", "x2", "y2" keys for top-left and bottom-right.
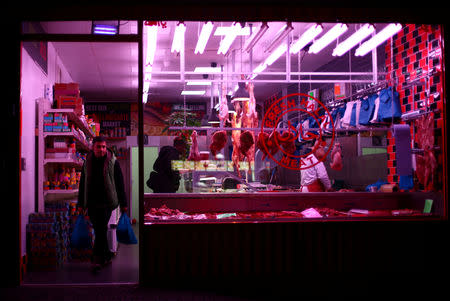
[
  {"x1": 77, "y1": 136, "x2": 127, "y2": 271},
  {"x1": 147, "y1": 137, "x2": 186, "y2": 193}
]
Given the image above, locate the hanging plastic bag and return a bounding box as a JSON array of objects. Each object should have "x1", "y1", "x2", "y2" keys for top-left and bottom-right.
[
  {"x1": 117, "y1": 212, "x2": 138, "y2": 245},
  {"x1": 378, "y1": 87, "x2": 401, "y2": 122},
  {"x1": 70, "y1": 214, "x2": 92, "y2": 249}
]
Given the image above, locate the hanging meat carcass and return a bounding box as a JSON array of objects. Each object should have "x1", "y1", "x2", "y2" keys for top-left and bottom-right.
[
  {"x1": 246, "y1": 83, "x2": 258, "y2": 121},
  {"x1": 209, "y1": 130, "x2": 227, "y2": 159},
  {"x1": 240, "y1": 82, "x2": 258, "y2": 175},
  {"x1": 218, "y1": 84, "x2": 229, "y2": 123},
  {"x1": 231, "y1": 113, "x2": 243, "y2": 177},
  {"x1": 415, "y1": 113, "x2": 437, "y2": 191},
  {"x1": 330, "y1": 142, "x2": 343, "y2": 171},
  {"x1": 187, "y1": 130, "x2": 201, "y2": 161}
]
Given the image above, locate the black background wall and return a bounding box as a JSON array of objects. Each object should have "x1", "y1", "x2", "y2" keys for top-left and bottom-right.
[{"x1": 3, "y1": 0, "x2": 449, "y2": 291}]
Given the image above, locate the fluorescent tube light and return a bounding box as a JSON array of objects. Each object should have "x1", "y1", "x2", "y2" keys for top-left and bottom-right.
[
  {"x1": 171, "y1": 22, "x2": 186, "y2": 53},
  {"x1": 194, "y1": 67, "x2": 222, "y2": 73},
  {"x1": 181, "y1": 90, "x2": 206, "y2": 95},
  {"x1": 250, "y1": 63, "x2": 268, "y2": 79},
  {"x1": 265, "y1": 22, "x2": 293, "y2": 53},
  {"x1": 217, "y1": 22, "x2": 242, "y2": 55},
  {"x1": 195, "y1": 22, "x2": 214, "y2": 54},
  {"x1": 265, "y1": 43, "x2": 287, "y2": 65},
  {"x1": 290, "y1": 24, "x2": 323, "y2": 54},
  {"x1": 214, "y1": 26, "x2": 250, "y2": 36},
  {"x1": 333, "y1": 24, "x2": 375, "y2": 56},
  {"x1": 244, "y1": 22, "x2": 269, "y2": 52},
  {"x1": 187, "y1": 81, "x2": 212, "y2": 86},
  {"x1": 93, "y1": 24, "x2": 118, "y2": 35},
  {"x1": 355, "y1": 23, "x2": 403, "y2": 56},
  {"x1": 309, "y1": 23, "x2": 348, "y2": 54},
  {"x1": 143, "y1": 81, "x2": 150, "y2": 103},
  {"x1": 145, "y1": 25, "x2": 158, "y2": 66},
  {"x1": 144, "y1": 65, "x2": 152, "y2": 81}
]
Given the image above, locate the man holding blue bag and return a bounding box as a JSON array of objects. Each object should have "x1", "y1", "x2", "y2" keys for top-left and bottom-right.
[{"x1": 77, "y1": 136, "x2": 128, "y2": 272}]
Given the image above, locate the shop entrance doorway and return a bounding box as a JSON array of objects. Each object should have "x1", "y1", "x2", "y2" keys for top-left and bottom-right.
[{"x1": 20, "y1": 23, "x2": 141, "y2": 285}]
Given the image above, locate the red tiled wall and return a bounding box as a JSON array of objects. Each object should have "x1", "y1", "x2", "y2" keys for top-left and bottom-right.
[{"x1": 385, "y1": 24, "x2": 444, "y2": 188}]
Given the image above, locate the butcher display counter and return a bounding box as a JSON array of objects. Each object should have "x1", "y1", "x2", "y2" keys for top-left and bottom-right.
[
  {"x1": 144, "y1": 191, "x2": 444, "y2": 223},
  {"x1": 141, "y1": 191, "x2": 446, "y2": 289}
]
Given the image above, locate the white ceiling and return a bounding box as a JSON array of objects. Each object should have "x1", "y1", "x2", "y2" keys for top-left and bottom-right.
[
  {"x1": 53, "y1": 42, "x2": 138, "y2": 101},
  {"x1": 49, "y1": 21, "x2": 390, "y2": 103}
]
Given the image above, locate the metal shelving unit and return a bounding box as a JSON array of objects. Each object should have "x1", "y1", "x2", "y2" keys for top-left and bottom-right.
[{"x1": 37, "y1": 98, "x2": 94, "y2": 212}]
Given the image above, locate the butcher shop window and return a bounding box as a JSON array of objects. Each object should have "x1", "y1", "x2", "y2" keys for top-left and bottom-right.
[{"x1": 142, "y1": 21, "x2": 445, "y2": 200}]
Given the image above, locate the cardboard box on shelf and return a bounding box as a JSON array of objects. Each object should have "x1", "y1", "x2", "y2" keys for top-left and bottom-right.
[
  {"x1": 44, "y1": 113, "x2": 53, "y2": 123},
  {"x1": 56, "y1": 96, "x2": 83, "y2": 109},
  {"x1": 54, "y1": 83, "x2": 80, "y2": 98},
  {"x1": 44, "y1": 123, "x2": 53, "y2": 132}
]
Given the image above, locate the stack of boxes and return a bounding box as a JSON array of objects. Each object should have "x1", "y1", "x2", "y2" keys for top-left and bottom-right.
[
  {"x1": 27, "y1": 200, "x2": 95, "y2": 271},
  {"x1": 54, "y1": 83, "x2": 84, "y2": 116},
  {"x1": 27, "y1": 210, "x2": 69, "y2": 270},
  {"x1": 43, "y1": 112, "x2": 71, "y2": 133}
]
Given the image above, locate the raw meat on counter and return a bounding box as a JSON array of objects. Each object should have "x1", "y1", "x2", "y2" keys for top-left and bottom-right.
[{"x1": 144, "y1": 205, "x2": 425, "y2": 222}]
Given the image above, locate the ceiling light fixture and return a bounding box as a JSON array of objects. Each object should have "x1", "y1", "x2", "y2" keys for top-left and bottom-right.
[
  {"x1": 217, "y1": 22, "x2": 242, "y2": 55},
  {"x1": 226, "y1": 95, "x2": 236, "y2": 114},
  {"x1": 265, "y1": 43, "x2": 287, "y2": 66},
  {"x1": 194, "y1": 67, "x2": 221, "y2": 73},
  {"x1": 207, "y1": 108, "x2": 220, "y2": 124},
  {"x1": 231, "y1": 82, "x2": 250, "y2": 102},
  {"x1": 214, "y1": 25, "x2": 250, "y2": 36},
  {"x1": 250, "y1": 62, "x2": 268, "y2": 80},
  {"x1": 187, "y1": 81, "x2": 212, "y2": 86},
  {"x1": 332, "y1": 23, "x2": 375, "y2": 56},
  {"x1": 93, "y1": 25, "x2": 118, "y2": 35},
  {"x1": 244, "y1": 22, "x2": 269, "y2": 52},
  {"x1": 265, "y1": 22, "x2": 293, "y2": 53},
  {"x1": 145, "y1": 25, "x2": 158, "y2": 66},
  {"x1": 195, "y1": 21, "x2": 214, "y2": 54},
  {"x1": 181, "y1": 90, "x2": 206, "y2": 95},
  {"x1": 143, "y1": 24, "x2": 158, "y2": 104},
  {"x1": 171, "y1": 22, "x2": 186, "y2": 53},
  {"x1": 355, "y1": 23, "x2": 403, "y2": 56},
  {"x1": 143, "y1": 80, "x2": 150, "y2": 103},
  {"x1": 92, "y1": 21, "x2": 119, "y2": 35},
  {"x1": 308, "y1": 23, "x2": 348, "y2": 54},
  {"x1": 290, "y1": 23, "x2": 323, "y2": 54}
]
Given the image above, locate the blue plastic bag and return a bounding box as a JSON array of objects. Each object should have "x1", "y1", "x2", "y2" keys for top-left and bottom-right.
[
  {"x1": 365, "y1": 179, "x2": 389, "y2": 192},
  {"x1": 117, "y1": 213, "x2": 137, "y2": 245},
  {"x1": 70, "y1": 214, "x2": 92, "y2": 249}
]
